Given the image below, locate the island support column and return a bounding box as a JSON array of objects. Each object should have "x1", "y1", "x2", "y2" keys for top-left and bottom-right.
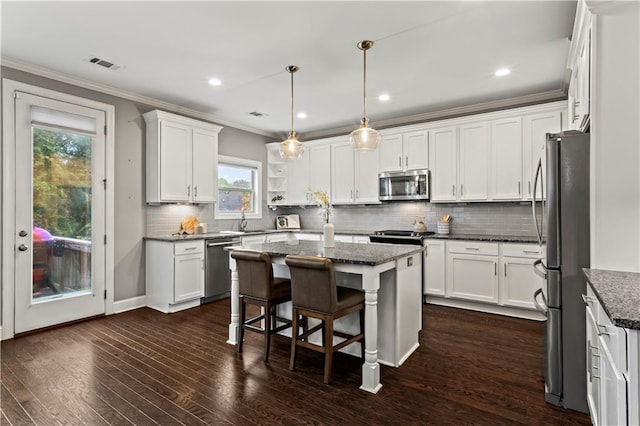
[
  {"x1": 360, "y1": 267, "x2": 382, "y2": 394},
  {"x1": 227, "y1": 255, "x2": 240, "y2": 345}
]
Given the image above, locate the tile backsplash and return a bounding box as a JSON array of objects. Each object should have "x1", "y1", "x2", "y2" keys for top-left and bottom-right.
[{"x1": 146, "y1": 201, "x2": 538, "y2": 237}]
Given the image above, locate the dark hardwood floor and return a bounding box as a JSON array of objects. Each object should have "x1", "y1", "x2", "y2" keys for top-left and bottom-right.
[{"x1": 1, "y1": 300, "x2": 591, "y2": 425}]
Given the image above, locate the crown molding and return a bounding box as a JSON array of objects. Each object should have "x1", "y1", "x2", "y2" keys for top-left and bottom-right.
[
  {"x1": 1, "y1": 56, "x2": 279, "y2": 138},
  {"x1": 303, "y1": 89, "x2": 567, "y2": 140}
]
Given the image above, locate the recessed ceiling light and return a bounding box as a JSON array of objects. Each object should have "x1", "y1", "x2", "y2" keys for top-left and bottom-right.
[
  {"x1": 297, "y1": 112, "x2": 307, "y2": 119},
  {"x1": 495, "y1": 68, "x2": 511, "y2": 77},
  {"x1": 378, "y1": 94, "x2": 391, "y2": 102},
  {"x1": 208, "y1": 78, "x2": 222, "y2": 86}
]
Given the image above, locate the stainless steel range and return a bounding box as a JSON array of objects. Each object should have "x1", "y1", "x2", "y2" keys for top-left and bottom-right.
[{"x1": 369, "y1": 230, "x2": 435, "y2": 245}]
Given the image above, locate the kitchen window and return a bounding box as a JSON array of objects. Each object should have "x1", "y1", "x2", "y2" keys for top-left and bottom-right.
[{"x1": 215, "y1": 155, "x2": 262, "y2": 219}]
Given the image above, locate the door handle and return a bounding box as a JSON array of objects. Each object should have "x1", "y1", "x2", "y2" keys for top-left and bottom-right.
[
  {"x1": 533, "y1": 288, "x2": 548, "y2": 315},
  {"x1": 18, "y1": 244, "x2": 29, "y2": 252},
  {"x1": 533, "y1": 258, "x2": 547, "y2": 279}
]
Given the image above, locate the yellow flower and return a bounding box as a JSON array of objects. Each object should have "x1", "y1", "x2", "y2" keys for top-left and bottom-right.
[{"x1": 311, "y1": 190, "x2": 332, "y2": 223}]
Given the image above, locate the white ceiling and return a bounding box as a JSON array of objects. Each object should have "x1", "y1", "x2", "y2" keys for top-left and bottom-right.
[{"x1": 1, "y1": 1, "x2": 577, "y2": 139}]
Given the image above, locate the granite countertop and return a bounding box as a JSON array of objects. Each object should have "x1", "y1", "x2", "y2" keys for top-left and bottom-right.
[
  {"x1": 426, "y1": 233, "x2": 540, "y2": 244},
  {"x1": 145, "y1": 229, "x2": 539, "y2": 244},
  {"x1": 583, "y1": 268, "x2": 640, "y2": 330},
  {"x1": 232, "y1": 239, "x2": 424, "y2": 266},
  {"x1": 144, "y1": 229, "x2": 288, "y2": 242}
]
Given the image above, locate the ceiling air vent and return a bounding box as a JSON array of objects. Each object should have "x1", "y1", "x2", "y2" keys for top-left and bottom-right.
[
  {"x1": 249, "y1": 112, "x2": 264, "y2": 117},
  {"x1": 87, "y1": 56, "x2": 121, "y2": 71}
]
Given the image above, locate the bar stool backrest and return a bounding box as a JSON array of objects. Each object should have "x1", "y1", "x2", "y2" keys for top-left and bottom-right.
[
  {"x1": 231, "y1": 250, "x2": 274, "y2": 299},
  {"x1": 285, "y1": 255, "x2": 337, "y2": 313}
]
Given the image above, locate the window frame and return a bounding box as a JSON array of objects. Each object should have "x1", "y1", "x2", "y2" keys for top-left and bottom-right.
[{"x1": 215, "y1": 155, "x2": 262, "y2": 219}]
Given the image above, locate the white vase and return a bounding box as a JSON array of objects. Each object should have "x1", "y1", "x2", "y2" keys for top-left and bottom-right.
[{"x1": 323, "y1": 222, "x2": 335, "y2": 248}]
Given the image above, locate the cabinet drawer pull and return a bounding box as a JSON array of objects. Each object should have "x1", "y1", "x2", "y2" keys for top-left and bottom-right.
[
  {"x1": 523, "y1": 250, "x2": 539, "y2": 254},
  {"x1": 494, "y1": 262, "x2": 497, "y2": 276},
  {"x1": 596, "y1": 324, "x2": 611, "y2": 336},
  {"x1": 184, "y1": 247, "x2": 197, "y2": 251},
  {"x1": 461, "y1": 184, "x2": 464, "y2": 197},
  {"x1": 405, "y1": 156, "x2": 408, "y2": 168},
  {"x1": 465, "y1": 247, "x2": 480, "y2": 251},
  {"x1": 504, "y1": 264, "x2": 507, "y2": 277},
  {"x1": 518, "y1": 181, "x2": 521, "y2": 196},
  {"x1": 399, "y1": 156, "x2": 402, "y2": 168},
  {"x1": 187, "y1": 185, "x2": 191, "y2": 197},
  {"x1": 194, "y1": 186, "x2": 198, "y2": 198},
  {"x1": 452, "y1": 184, "x2": 455, "y2": 197}
]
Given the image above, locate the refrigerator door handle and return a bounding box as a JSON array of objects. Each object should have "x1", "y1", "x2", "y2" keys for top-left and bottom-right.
[
  {"x1": 533, "y1": 288, "x2": 548, "y2": 315},
  {"x1": 533, "y1": 258, "x2": 548, "y2": 279},
  {"x1": 531, "y1": 158, "x2": 544, "y2": 245}
]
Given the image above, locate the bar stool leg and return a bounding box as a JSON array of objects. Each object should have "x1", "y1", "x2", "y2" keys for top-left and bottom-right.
[
  {"x1": 323, "y1": 316, "x2": 334, "y2": 384},
  {"x1": 264, "y1": 302, "x2": 272, "y2": 362},
  {"x1": 289, "y1": 308, "x2": 299, "y2": 371}
]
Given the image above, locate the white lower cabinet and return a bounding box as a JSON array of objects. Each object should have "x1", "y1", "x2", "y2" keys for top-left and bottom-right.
[
  {"x1": 499, "y1": 244, "x2": 544, "y2": 309},
  {"x1": 446, "y1": 241, "x2": 499, "y2": 303},
  {"x1": 584, "y1": 285, "x2": 630, "y2": 426},
  {"x1": 146, "y1": 240, "x2": 205, "y2": 313},
  {"x1": 426, "y1": 240, "x2": 544, "y2": 318},
  {"x1": 424, "y1": 239, "x2": 446, "y2": 296}
]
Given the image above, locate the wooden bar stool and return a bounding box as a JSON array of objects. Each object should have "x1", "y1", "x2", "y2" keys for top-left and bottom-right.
[
  {"x1": 285, "y1": 255, "x2": 365, "y2": 384},
  {"x1": 231, "y1": 250, "x2": 293, "y2": 362}
]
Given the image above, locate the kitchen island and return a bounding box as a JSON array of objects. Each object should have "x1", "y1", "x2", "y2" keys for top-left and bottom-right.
[{"x1": 227, "y1": 240, "x2": 424, "y2": 393}]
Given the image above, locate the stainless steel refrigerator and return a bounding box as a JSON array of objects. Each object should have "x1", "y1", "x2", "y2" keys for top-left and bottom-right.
[{"x1": 531, "y1": 130, "x2": 589, "y2": 413}]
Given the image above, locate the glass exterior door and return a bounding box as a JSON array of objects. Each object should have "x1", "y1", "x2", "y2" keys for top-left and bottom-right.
[{"x1": 14, "y1": 91, "x2": 106, "y2": 334}]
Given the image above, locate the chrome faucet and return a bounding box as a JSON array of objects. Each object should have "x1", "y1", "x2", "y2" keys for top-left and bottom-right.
[{"x1": 240, "y1": 209, "x2": 248, "y2": 232}]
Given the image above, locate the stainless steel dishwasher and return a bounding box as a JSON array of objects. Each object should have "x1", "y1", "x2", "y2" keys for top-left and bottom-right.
[{"x1": 202, "y1": 237, "x2": 241, "y2": 303}]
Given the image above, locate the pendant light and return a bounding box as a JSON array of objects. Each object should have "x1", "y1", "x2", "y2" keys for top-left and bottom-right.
[
  {"x1": 279, "y1": 65, "x2": 304, "y2": 159},
  {"x1": 350, "y1": 40, "x2": 380, "y2": 152}
]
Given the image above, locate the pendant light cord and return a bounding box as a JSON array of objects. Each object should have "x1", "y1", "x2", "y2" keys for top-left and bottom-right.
[
  {"x1": 290, "y1": 69, "x2": 295, "y2": 134},
  {"x1": 362, "y1": 47, "x2": 367, "y2": 120}
]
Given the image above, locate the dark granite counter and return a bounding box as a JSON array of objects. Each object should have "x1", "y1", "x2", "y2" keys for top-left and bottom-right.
[
  {"x1": 583, "y1": 268, "x2": 640, "y2": 330},
  {"x1": 144, "y1": 229, "x2": 288, "y2": 242},
  {"x1": 234, "y1": 239, "x2": 424, "y2": 266},
  {"x1": 426, "y1": 233, "x2": 540, "y2": 244},
  {"x1": 145, "y1": 229, "x2": 539, "y2": 244}
]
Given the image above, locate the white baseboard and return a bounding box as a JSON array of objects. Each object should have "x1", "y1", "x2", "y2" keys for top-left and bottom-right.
[
  {"x1": 113, "y1": 296, "x2": 146, "y2": 314},
  {"x1": 424, "y1": 296, "x2": 546, "y2": 321}
]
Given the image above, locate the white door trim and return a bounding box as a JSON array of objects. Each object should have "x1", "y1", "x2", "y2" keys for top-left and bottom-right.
[{"x1": 2, "y1": 79, "x2": 115, "y2": 340}]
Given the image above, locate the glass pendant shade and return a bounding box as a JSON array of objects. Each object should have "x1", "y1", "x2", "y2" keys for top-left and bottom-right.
[
  {"x1": 279, "y1": 131, "x2": 304, "y2": 159},
  {"x1": 349, "y1": 118, "x2": 380, "y2": 152},
  {"x1": 351, "y1": 40, "x2": 380, "y2": 152},
  {"x1": 279, "y1": 65, "x2": 304, "y2": 160}
]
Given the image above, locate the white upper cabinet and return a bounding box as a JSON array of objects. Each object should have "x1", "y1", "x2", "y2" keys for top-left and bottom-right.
[
  {"x1": 144, "y1": 110, "x2": 222, "y2": 204},
  {"x1": 192, "y1": 127, "x2": 219, "y2": 203},
  {"x1": 355, "y1": 149, "x2": 380, "y2": 203},
  {"x1": 568, "y1": 29, "x2": 591, "y2": 130},
  {"x1": 523, "y1": 111, "x2": 562, "y2": 200},
  {"x1": 458, "y1": 122, "x2": 489, "y2": 201},
  {"x1": 309, "y1": 143, "x2": 332, "y2": 197},
  {"x1": 379, "y1": 131, "x2": 428, "y2": 172},
  {"x1": 490, "y1": 117, "x2": 523, "y2": 201},
  {"x1": 331, "y1": 141, "x2": 379, "y2": 204},
  {"x1": 269, "y1": 102, "x2": 566, "y2": 207},
  {"x1": 428, "y1": 126, "x2": 458, "y2": 202},
  {"x1": 331, "y1": 141, "x2": 355, "y2": 204},
  {"x1": 286, "y1": 148, "x2": 311, "y2": 205}
]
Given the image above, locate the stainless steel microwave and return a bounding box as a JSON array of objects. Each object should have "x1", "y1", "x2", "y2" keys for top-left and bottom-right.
[{"x1": 378, "y1": 169, "x2": 430, "y2": 201}]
